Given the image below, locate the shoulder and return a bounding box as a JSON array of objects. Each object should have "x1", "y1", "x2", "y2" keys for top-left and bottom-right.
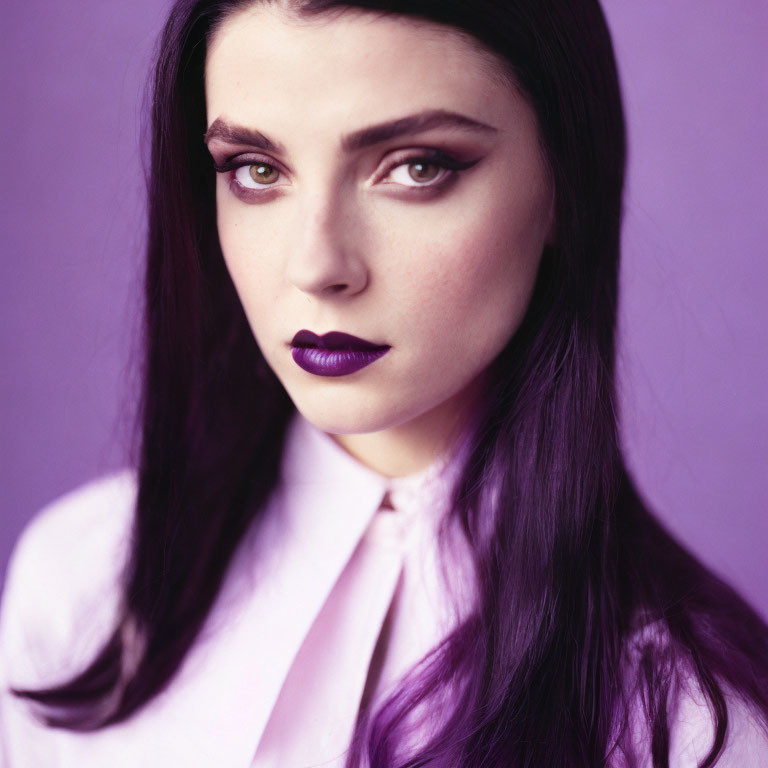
[
  {"x1": 7, "y1": 470, "x2": 137, "y2": 572},
  {"x1": 671, "y1": 680, "x2": 768, "y2": 767},
  {"x1": 616, "y1": 618, "x2": 768, "y2": 767},
  {"x1": 0, "y1": 471, "x2": 137, "y2": 688}
]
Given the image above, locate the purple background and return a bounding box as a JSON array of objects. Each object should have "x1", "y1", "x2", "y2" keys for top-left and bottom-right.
[{"x1": 1, "y1": 2, "x2": 766, "y2": 616}]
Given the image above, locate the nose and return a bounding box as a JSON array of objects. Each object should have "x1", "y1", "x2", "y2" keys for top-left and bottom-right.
[{"x1": 285, "y1": 192, "x2": 369, "y2": 298}]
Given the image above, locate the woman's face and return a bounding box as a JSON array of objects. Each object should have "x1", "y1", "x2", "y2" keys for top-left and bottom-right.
[{"x1": 206, "y1": 3, "x2": 554, "y2": 470}]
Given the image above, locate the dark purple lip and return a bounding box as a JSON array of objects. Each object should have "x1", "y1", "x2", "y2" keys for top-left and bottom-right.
[{"x1": 290, "y1": 329, "x2": 389, "y2": 352}]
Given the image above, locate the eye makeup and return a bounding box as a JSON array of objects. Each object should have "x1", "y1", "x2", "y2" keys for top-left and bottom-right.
[
  {"x1": 213, "y1": 153, "x2": 289, "y2": 203},
  {"x1": 213, "y1": 154, "x2": 280, "y2": 176},
  {"x1": 369, "y1": 149, "x2": 483, "y2": 202},
  {"x1": 212, "y1": 146, "x2": 483, "y2": 204}
]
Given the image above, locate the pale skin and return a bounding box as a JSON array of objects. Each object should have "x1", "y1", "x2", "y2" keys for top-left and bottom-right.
[{"x1": 205, "y1": 3, "x2": 555, "y2": 477}]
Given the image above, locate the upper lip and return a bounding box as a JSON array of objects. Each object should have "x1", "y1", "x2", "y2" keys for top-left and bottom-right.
[{"x1": 291, "y1": 329, "x2": 389, "y2": 351}]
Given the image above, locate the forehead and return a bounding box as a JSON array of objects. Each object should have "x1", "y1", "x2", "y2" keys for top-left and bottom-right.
[{"x1": 205, "y1": 4, "x2": 516, "y2": 133}]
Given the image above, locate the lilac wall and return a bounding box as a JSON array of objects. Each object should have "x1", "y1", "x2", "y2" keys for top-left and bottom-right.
[
  {"x1": 607, "y1": 1, "x2": 768, "y2": 617},
  {"x1": 0, "y1": 0, "x2": 171, "y2": 582},
  {"x1": 1, "y1": 1, "x2": 766, "y2": 618}
]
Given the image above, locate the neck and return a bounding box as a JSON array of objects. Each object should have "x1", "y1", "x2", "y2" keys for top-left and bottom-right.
[{"x1": 329, "y1": 375, "x2": 484, "y2": 478}]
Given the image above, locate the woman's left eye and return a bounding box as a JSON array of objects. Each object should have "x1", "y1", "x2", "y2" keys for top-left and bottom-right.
[
  {"x1": 380, "y1": 152, "x2": 480, "y2": 189},
  {"x1": 385, "y1": 159, "x2": 448, "y2": 187}
]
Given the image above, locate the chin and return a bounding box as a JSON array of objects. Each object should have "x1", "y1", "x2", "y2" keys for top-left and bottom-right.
[
  {"x1": 294, "y1": 405, "x2": 400, "y2": 437},
  {"x1": 289, "y1": 390, "x2": 423, "y2": 437}
]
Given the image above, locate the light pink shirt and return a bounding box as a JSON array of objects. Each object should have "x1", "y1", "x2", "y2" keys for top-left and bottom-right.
[
  {"x1": 0, "y1": 413, "x2": 472, "y2": 767},
  {"x1": 1, "y1": 412, "x2": 766, "y2": 766}
]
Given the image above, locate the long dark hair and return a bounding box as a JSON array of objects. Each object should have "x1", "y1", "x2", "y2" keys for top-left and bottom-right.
[{"x1": 17, "y1": 1, "x2": 768, "y2": 765}]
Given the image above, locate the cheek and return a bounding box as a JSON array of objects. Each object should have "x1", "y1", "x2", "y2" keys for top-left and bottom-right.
[
  {"x1": 396, "y1": 203, "x2": 544, "y2": 357},
  {"x1": 216, "y1": 199, "x2": 282, "y2": 325}
]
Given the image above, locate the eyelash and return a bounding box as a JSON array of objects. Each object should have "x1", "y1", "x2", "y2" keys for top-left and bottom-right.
[{"x1": 212, "y1": 150, "x2": 479, "y2": 201}]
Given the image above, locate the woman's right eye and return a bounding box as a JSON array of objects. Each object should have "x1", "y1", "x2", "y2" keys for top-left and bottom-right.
[
  {"x1": 233, "y1": 162, "x2": 282, "y2": 188},
  {"x1": 212, "y1": 156, "x2": 286, "y2": 196}
]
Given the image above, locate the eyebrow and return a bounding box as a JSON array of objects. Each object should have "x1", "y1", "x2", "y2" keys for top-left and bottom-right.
[
  {"x1": 204, "y1": 118, "x2": 284, "y2": 153},
  {"x1": 203, "y1": 109, "x2": 497, "y2": 154},
  {"x1": 340, "y1": 109, "x2": 497, "y2": 152}
]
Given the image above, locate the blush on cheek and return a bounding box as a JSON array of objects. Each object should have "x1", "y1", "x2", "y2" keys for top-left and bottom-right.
[
  {"x1": 433, "y1": 226, "x2": 542, "y2": 337},
  {"x1": 433, "y1": 228, "x2": 509, "y2": 290}
]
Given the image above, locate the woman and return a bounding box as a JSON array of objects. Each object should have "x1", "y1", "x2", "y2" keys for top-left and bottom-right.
[{"x1": 1, "y1": 0, "x2": 767, "y2": 766}]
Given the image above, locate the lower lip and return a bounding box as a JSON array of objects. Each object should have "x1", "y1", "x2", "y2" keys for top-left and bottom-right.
[{"x1": 291, "y1": 346, "x2": 390, "y2": 377}]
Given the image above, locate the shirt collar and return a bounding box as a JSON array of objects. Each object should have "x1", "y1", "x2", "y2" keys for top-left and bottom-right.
[{"x1": 282, "y1": 410, "x2": 462, "y2": 521}]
